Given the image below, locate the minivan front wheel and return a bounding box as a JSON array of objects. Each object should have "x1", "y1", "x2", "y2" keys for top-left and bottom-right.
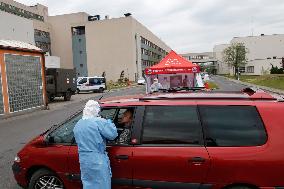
[{"x1": 29, "y1": 169, "x2": 64, "y2": 189}]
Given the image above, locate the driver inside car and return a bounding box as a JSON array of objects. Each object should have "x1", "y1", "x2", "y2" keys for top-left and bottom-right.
[{"x1": 116, "y1": 109, "x2": 133, "y2": 144}]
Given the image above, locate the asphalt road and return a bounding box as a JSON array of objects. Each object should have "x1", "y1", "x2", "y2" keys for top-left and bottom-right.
[
  {"x1": 210, "y1": 75, "x2": 247, "y2": 91},
  {"x1": 0, "y1": 86, "x2": 145, "y2": 189},
  {"x1": 0, "y1": 76, "x2": 247, "y2": 189}
]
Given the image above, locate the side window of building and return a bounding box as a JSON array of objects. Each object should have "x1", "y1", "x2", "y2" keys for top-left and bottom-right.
[
  {"x1": 199, "y1": 106, "x2": 267, "y2": 147},
  {"x1": 142, "y1": 106, "x2": 202, "y2": 145}
]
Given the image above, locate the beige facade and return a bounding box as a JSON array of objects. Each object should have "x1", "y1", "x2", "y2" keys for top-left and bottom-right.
[
  {"x1": 0, "y1": 0, "x2": 51, "y2": 52},
  {"x1": 49, "y1": 14, "x2": 171, "y2": 81},
  {"x1": 213, "y1": 44, "x2": 230, "y2": 75},
  {"x1": 231, "y1": 34, "x2": 284, "y2": 75},
  {"x1": 214, "y1": 34, "x2": 284, "y2": 75},
  {"x1": 0, "y1": 11, "x2": 35, "y2": 44},
  {"x1": 1, "y1": 1, "x2": 171, "y2": 81},
  {"x1": 48, "y1": 13, "x2": 89, "y2": 69},
  {"x1": 83, "y1": 16, "x2": 171, "y2": 81},
  {"x1": 181, "y1": 52, "x2": 215, "y2": 63}
]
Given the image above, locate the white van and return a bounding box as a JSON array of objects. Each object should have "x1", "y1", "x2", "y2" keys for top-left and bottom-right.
[{"x1": 76, "y1": 76, "x2": 106, "y2": 93}]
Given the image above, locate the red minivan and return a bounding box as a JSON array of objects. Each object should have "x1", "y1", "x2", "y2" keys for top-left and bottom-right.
[{"x1": 13, "y1": 90, "x2": 284, "y2": 189}]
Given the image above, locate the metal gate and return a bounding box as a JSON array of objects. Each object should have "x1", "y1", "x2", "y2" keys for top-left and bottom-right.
[
  {"x1": 0, "y1": 66, "x2": 4, "y2": 115},
  {"x1": 5, "y1": 54, "x2": 43, "y2": 113}
]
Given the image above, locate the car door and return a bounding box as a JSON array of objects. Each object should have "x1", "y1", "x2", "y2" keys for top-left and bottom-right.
[
  {"x1": 46, "y1": 112, "x2": 83, "y2": 189},
  {"x1": 67, "y1": 107, "x2": 137, "y2": 189},
  {"x1": 131, "y1": 105, "x2": 211, "y2": 189}
]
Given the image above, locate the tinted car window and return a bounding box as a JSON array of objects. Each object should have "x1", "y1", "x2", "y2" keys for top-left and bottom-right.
[
  {"x1": 142, "y1": 106, "x2": 202, "y2": 145},
  {"x1": 89, "y1": 78, "x2": 101, "y2": 85},
  {"x1": 199, "y1": 106, "x2": 267, "y2": 147},
  {"x1": 49, "y1": 113, "x2": 82, "y2": 144},
  {"x1": 100, "y1": 109, "x2": 116, "y2": 120},
  {"x1": 78, "y1": 78, "x2": 87, "y2": 84},
  {"x1": 99, "y1": 78, "x2": 105, "y2": 84}
]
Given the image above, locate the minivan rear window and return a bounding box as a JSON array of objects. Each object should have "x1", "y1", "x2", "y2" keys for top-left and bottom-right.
[{"x1": 199, "y1": 106, "x2": 267, "y2": 147}]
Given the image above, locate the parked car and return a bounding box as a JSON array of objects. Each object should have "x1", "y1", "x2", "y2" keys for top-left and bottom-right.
[
  {"x1": 137, "y1": 77, "x2": 146, "y2": 85},
  {"x1": 76, "y1": 76, "x2": 106, "y2": 93},
  {"x1": 12, "y1": 89, "x2": 284, "y2": 189}
]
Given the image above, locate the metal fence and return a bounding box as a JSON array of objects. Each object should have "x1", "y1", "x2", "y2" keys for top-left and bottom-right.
[{"x1": 5, "y1": 54, "x2": 43, "y2": 113}]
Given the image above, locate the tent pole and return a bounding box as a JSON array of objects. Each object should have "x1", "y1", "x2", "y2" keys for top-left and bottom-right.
[{"x1": 193, "y1": 73, "x2": 196, "y2": 87}]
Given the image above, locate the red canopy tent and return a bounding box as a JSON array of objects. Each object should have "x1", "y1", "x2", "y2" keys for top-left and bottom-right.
[
  {"x1": 144, "y1": 50, "x2": 201, "y2": 93},
  {"x1": 145, "y1": 50, "x2": 200, "y2": 75}
]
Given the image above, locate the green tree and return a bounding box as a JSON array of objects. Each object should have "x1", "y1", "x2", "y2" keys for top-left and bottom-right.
[{"x1": 222, "y1": 43, "x2": 248, "y2": 80}]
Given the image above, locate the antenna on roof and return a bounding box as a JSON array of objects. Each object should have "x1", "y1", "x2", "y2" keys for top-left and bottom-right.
[{"x1": 251, "y1": 16, "x2": 254, "y2": 36}]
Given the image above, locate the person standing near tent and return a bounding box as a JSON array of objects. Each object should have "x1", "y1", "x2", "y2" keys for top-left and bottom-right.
[
  {"x1": 161, "y1": 77, "x2": 170, "y2": 89},
  {"x1": 73, "y1": 100, "x2": 118, "y2": 189},
  {"x1": 150, "y1": 78, "x2": 162, "y2": 92}
]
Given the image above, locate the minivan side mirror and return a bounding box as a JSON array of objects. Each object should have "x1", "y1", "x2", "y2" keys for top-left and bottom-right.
[{"x1": 44, "y1": 135, "x2": 55, "y2": 145}]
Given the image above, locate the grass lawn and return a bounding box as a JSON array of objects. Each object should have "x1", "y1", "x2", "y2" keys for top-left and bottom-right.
[
  {"x1": 107, "y1": 81, "x2": 133, "y2": 90},
  {"x1": 225, "y1": 75, "x2": 284, "y2": 90}
]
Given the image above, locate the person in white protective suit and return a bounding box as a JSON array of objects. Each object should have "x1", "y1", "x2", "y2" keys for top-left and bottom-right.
[
  {"x1": 150, "y1": 78, "x2": 162, "y2": 92},
  {"x1": 73, "y1": 100, "x2": 118, "y2": 189}
]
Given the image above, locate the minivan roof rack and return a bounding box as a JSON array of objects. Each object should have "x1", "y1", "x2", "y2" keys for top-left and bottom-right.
[{"x1": 139, "y1": 88, "x2": 277, "y2": 101}]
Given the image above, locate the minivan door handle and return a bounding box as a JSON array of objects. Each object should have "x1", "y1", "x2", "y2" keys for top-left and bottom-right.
[
  {"x1": 189, "y1": 157, "x2": 206, "y2": 163},
  {"x1": 115, "y1": 155, "x2": 129, "y2": 160}
]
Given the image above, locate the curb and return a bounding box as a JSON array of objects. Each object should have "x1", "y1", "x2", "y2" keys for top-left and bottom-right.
[{"x1": 218, "y1": 75, "x2": 284, "y2": 95}]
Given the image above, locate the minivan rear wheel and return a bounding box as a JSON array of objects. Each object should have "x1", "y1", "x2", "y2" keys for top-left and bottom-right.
[{"x1": 28, "y1": 169, "x2": 64, "y2": 189}]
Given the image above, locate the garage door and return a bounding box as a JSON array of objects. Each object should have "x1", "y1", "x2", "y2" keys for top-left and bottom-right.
[{"x1": 5, "y1": 54, "x2": 43, "y2": 113}]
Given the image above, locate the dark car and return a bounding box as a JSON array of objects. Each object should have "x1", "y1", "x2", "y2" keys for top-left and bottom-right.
[{"x1": 12, "y1": 89, "x2": 284, "y2": 189}]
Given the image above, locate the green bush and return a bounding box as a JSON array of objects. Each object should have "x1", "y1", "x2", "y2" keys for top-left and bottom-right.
[{"x1": 270, "y1": 64, "x2": 284, "y2": 74}]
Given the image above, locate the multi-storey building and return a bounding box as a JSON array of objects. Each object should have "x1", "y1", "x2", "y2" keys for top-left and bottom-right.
[
  {"x1": 0, "y1": 1, "x2": 171, "y2": 81},
  {"x1": 49, "y1": 14, "x2": 170, "y2": 81},
  {"x1": 214, "y1": 34, "x2": 284, "y2": 75},
  {"x1": 0, "y1": 0, "x2": 52, "y2": 53}
]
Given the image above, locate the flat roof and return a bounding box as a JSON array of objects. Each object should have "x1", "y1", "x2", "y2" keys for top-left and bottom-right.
[{"x1": 0, "y1": 39, "x2": 42, "y2": 52}]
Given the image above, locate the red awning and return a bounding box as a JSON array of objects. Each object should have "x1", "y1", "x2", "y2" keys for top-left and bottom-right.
[{"x1": 145, "y1": 50, "x2": 200, "y2": 75}]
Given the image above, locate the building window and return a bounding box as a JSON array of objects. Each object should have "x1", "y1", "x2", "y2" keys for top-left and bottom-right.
[
  {"x1": 80, "y1": 64, "x2": 83, "y2": 68},
  {"x1": 273, "y1": 56, "x2": 277, "y2": 59},
  {"x1": 247, "y1": 66, "x2": 254, "y2": 73},
  {"x1": 79, "y1": 39, "x2": 81, "y2": 42},
  {"x1": 79, "y1": 51, "x2": 82, "y2": 54},
  {"x1": 239, "y1": 67, "x2": 246, "y2": 73}
]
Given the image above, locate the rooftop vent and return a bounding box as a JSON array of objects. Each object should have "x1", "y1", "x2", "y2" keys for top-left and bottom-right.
[
  {"x1": 88, "y1": 15, "x2": 100, "y2": 21},
  {"x1": 124, "y1": 13, "x2": 132, "y2": 17}
]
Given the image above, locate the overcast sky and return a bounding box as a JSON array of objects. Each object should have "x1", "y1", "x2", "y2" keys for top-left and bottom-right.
[{"x1": 16, "y1": 0, "x2": 284, "y2": 53}]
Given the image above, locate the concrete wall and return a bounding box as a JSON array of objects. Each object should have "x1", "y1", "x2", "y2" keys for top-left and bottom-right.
[
  {"x1": 243, "y1": 59, "x2": 281, "y2": 75},
  {"x1": 134, "y1": 19, "x2": 171, "y2": 78},
  {"x1": 231, "y1": 35, "x2": 284, "y2": 61},
  {"x1": 229, "y1": 35, "x2": 284, "y2": 75},
  {"x1": 85, "y1": 17, "x2": 134, "y2": 81},
  {"x1": 213, "y1": 44, "x2": 230, "y2": 75},
  {"x1": 0, "y1": 11, "x2": 35, "y2": 44},
  {"x1": 48, "y1": 13, "x2": 89, "y2": 69},
  {"x1": 85, "y1": 16, "x2": 171, "y2": 81}
]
